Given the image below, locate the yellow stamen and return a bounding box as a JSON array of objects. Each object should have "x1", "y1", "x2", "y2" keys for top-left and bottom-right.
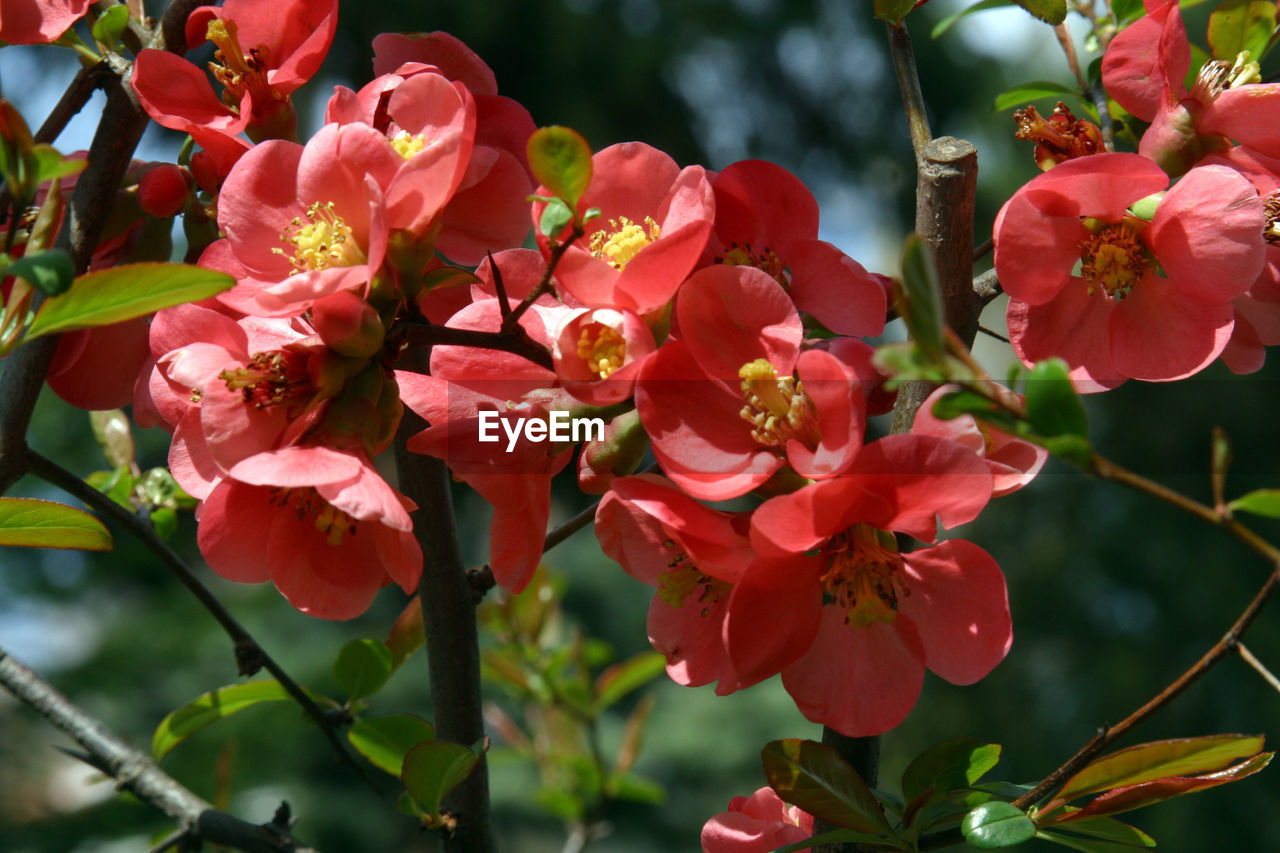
[
  {"x1": 738, "y1": 359, "x2": 820, "y2": 447},
  {"x1": 576, "y1": 323, "x2": 627, "y2": 379},
  {"x1": 821, "y1": 524, "x2": 905, "y2": 628},
  {"x1": 588, "y1": 216, "x2": 661, "y2": 270},
  {"x1": 391, "y1": 130, "x2": 428, "y2": 160},
  {"x1": 1079, "y1": 222, "x2": 1150, "y2": 300},
  {"x1": 271, "y1": 201, "x2": 366, "y2": 273}
]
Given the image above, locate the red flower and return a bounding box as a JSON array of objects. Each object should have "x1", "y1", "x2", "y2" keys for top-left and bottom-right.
[
  {"x1": 198, "y1": 445, "x2": 420, "y2": 620},
  {"x1": 708, "y1": 159, "x2": 886, "y2": 337},
  {"x1": 912, "y1": 385, "x2": 1047, "y2": 496},
  {"x1": 996, "y1": 153, "x2": 1264, "y2": 389},
  {"x1": 0, "y1": 0, "x2": 89, "y2": 44}
]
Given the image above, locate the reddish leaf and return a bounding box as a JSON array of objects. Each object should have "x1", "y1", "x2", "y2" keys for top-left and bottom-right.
[
  {"x1": 1059, "y1": 752, "x2": 1272, "y2": 822},
  {"x1": 1055, "y1": 734, "x2": 1265, "y2": 803}
]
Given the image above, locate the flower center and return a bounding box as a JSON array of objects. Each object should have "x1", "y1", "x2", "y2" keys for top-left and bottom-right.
[
  {"x1": 656, "y1": 540, "x2": 730, "y2": 617},
  {"x1": 576, "y1": 323, "x2": 627, "y2": 379},
  {"x1": 588, "y1": 216, "x2": 660, "y2": 270},
  {"x1": 1079, "y1": 222, "x2": 1150, "y2": 300},
  {"x1": 1193, "y1": 53, "x2": 1262, "y2": 104},
  {"x1": 219, "y1": 349, "x2": 314, "y2": 411},
  {"x1": 738, "y1": 359, "x2": 820, "y2": 447},
  {"x1": 268, "y1": 487, "x2": 357, "y2": 546},
  {"x1": 390, "y1": 129, "x2": 428, "y2": 160},
  {"x1": 717, "y1": 241, "x2": 788, "y2": 287},
  {"x1": 272, "y1": 201, "x2": 366, "y2": 272},
  {"x1": 1264, "y1": 192, "x2": 1280, "y2": 245},
  {"x1": 206, "y1": 19, "x2": 273, "y2": 110},
  {"x1": 821, "y1": 524, "x2": 906, "y2": 628}
]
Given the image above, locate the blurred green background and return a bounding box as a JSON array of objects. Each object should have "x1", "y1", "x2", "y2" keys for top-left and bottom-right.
[{"x1": 2, "y1": 0, "x2": 1278, "y2": 850}]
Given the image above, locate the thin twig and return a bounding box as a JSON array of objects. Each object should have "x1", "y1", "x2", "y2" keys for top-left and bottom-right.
[
  {"x1": 402, "y1": 321, "x2": 552, "y2": 370},
  {"x1": 885, "y1": 21, "x2": 931, "y2": 163},
  {"x1": 23, "y1": 450, "x2": 381, "y2": 793},
  {"x1": 977, "y1": 325, "x2": 1009, "y2": 344},
  {"x1": 544, "y1": 500, "x2": 601, "y2": 553},
  {"x1": 504, "y1": 225, "x2": 583, "y2": 331},
  {"x1": 0, "y1": 648, "x2": 319, "y2": 853},
  {"x1": 1237, "y1": 643, "x2": 1280, "y2": 694}
]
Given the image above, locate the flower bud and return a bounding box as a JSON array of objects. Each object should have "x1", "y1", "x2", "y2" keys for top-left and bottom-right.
[
  {"x1": 137, "y1": 165, "x2": 192, "y2": 218},
  {"x1": 311, "y1": 290, "x2": 386, "y2": 358}
]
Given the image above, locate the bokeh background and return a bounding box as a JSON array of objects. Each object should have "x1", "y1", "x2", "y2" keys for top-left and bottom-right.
[{"x1": 2, "y1": 0, "x2": 1278, "y2": 850}]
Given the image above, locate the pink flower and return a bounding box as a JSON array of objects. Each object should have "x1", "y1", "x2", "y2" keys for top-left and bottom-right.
[
  {"x1": 210, "y1": 122, "x2": 393, "y2": 316},
  {"x1": 701, "y1": 787, "x2": 814, "y2": 853},
  {"x1": 550, "y1": 307, "x2": 656, "y2": 406},
  {"x1": 730, "y1": 435, "x2": 1007, "y2": 736},
  {"x1": 198, "y1": 445, "x2": 421, "y2": 620},
  {"x1": 0, "y1": 0, "x2": 89, "y2": 44},
  {"x1": 996, "y1": 153, "x2": 1264, "y2": 389},
  {"x1": 538, "y1": 142, "x2": 715, "y2": 314},
  {"x1": 708, "y1": 159, "x2": 886, "y2": 337}
]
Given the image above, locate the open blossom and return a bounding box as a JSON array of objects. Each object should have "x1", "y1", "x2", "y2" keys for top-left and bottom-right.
[
  {"x1": 0, "y1": 0, "x2": 90, "y2": 44},
  {"x1": 198, "y1": 445, "x2": 420, "y2": 620},
  {"x1": 701, "y1": 787, "x2": 814, "y2": 853},
  {"x1": 536, "y1": 142, "x2": 715, "y2": 314},
  {"x1": 550, "y1": 306, "x2": 656, "y2": 406},
  {"x1": 731, "y1": 435, "x2": 1007, "y2": 736},
  {"x1": 996, "y1": 153, "x2": 1264, "y2": 390},
  {"x1": 912, "y1": 385, "x2": 1047, "y2": 496},
  {"x1": 636, "y1": 265, "x2": 867, "y2": 500},
  {"x1": 707, "y1": 159, "x2": 886, "y2": 337}
]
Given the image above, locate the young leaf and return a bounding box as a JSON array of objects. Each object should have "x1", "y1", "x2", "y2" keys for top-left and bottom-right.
[
  {"x1": 898, "y1": 235, "x2": 944, "y2": 363},
  {"x1": 538, "y1": 197, "x2": 574, "y2": 240},
  {"x1": 962, "y1": 801, "x2": 1036, "y2": 848},
  {"x1": 1059, "y1": 752, "x2": 1272, "y2": 822},
  {"x1": 1024, "y1": 358, "x2": 1088, "y2": 439},
  {"x1": 874, "y1": 0, "x2": 918, "y2": 23},
  {"x1": 0, "y1": 250, "x2": 75, "y2": 297},
  {"x1": 1055, "y1": 734, "x2": 1266, "y2": 802},
  {"x1": 1034, "y1": 828, "x2": 1153, "y2": 852},
  {"x1": 25, "y1": 263, "x2": 233, "y2": 340},
  {"x1": 0, "y1": 497, "x2": 111, "y2": 551},
  {"x1": 334, "y1": 638, "x2": 394, "y2": 701},
  {"x1": 152, "y1": 680, "x2": 294, "y2": 761},
  {"x1": 1207, "y1": 0, "x2": 1276, "y2": 61},
  {"x1": 761, "y1": 739, "x2": 894, "y2": 836},
  {"x1": 1227, "y1": 489, "x2": 1280, "y2": 518},
  {"x1": 401, "y1": 740, "x2": 483, "y2": 818},
  {"x1": 386, "y1": 596, "x2": 425, "y2": 672},
  {"x1": 1039, "y1": 814, "x2": 1156, "y2": 846},
  {"x1": 902, "y1": 738, "x2": 1002, "y2": 806},
  {"x1": 527, "y1": 126, "x2": 593, "y2": 207},
  {"x1": 593, "y1": 651, "x2": 665, "y2": 711},
  {"x1": 91, "y1": 4, "x2": 130, "y2": 50},
  {"x1": 932, "y1": 390, "x2": 1021, "y2": 433},
  {"x1": 348, "y1": 714, "x2": 436, "y2": 777}
]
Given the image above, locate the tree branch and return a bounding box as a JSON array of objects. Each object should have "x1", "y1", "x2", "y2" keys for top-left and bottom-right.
[
  {"x1": 23, "y1": 450, "x2": 378, "y2": 791},
  {"x1": 0, "y1": 648, "x2": 319, "y2": 853}
]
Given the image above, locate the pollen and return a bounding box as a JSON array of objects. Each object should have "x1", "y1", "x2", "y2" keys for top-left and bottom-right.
[
  {"x1": 206, "y1": 18, "x2": 272, "y2": 109},
  {"x1": 1264, "y1": 192, "x2": 1280, "y2": 245},
  {"x1": 589, "y1": 216, "x2": 660, "y2": 270},
  {"x1": 717, "y1": 241, "x2": 788, "y2": 287},
  {"x1": 268, "y1": 487, "x2": 357, "y2": 546},
  {"x1": 219, "y1": 349, "x2": 313, "y2": 411},
  {"x1": 821, "y1": 524, "x2": 906, "y2": 629},
  {"x1": 738, "y1": 359, "x2": 820, "y2": 447},
  {"x1": 390, "y1": 129, "x2": 428, "y2": 160},
  {"x1": 1079, "y1": 222, "x2": 1150, "y2": 300},
  {"x1": 272, "y1": 201, "x2": 365, "y2": 272},
  {"x1": 576, "y1": 323, "x2": 627, "y2": 379}
]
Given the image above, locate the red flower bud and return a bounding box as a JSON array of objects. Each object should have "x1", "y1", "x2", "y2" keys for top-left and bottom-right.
[
  {"x1": 311, "y1": 290, "x2": 385, "y2": 358},
  {"x1": 137, "y1": 165, "x2": 191, "y2": 218}
]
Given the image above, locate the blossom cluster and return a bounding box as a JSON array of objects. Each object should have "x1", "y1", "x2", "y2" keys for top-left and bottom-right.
[{"x1": 997, "y1": 0, "x2": 1280, "y2": 388}]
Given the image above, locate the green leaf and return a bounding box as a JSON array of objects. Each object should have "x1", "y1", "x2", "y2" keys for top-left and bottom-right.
[
  {"x1": 333, "y1": 638, "x2": 394, "y2": 701},
  {"x1": 1055, "y1": 734, "x2": 1266, "y2": 802},
  {"x1": 152, "y1": 680, "x2": 293, "y2": 761},
  {"x1": 25, "y1": 263, "x2": 233, "y2": 340},
  {"x1": 898, "y1": 234, "x2": 945, "y2": 363},
  {"x1": 1035, "y1": 829, "x2": 1154, "y2": 852},
  {"x1": 91, "y1": 4, "x2": 130, "y2": 50},
  {"x1": 348, "y1": 714, "x2": 436, "y2": 777},
  {"x1": 538, "y1": 197, "x2": 574, "y2": 240},
  {"x1": 1024, "y1": 358, "x2": 1088, "y2": 439},
  {"x1": 1044, "y1": 434, "x2": 1094, "y2": 469},
  {"x1": 149, "y1": 506, "x2": 177, "y2": 540},
  {"x1": 1227, "y1": 488, "x2": 1280, "y2": 518},
  {"x1": 401, "y1": 740, "x2": 483, "y2": 817},
  {"x1": 931, "y1": 391, "x2": 1021, "y2": 433},
  {"x1": 774, "y1": 828, "x2": 906, "y2": 853},
  {"x1": 1038, "y1": 815, "x2": 1156, "y2": 848},
  {"x1": 594, "y1": 651, "x2": 665, "y2": 711},
  {"x1": 962, "y1": 801, "x2": 1036, "y2": 848},
  {"x1": 902, "y1": 738, "x2": 1002, "y2": 806},
  {"x1": 762, "y1": 739, "x2": 894, "y2": 836},
  {"x1": 27, "y1": 146, "x2": 85, "y2": 189},
  {"x1": 0, "y1": 249, "x2": 75, "y2": 297},
  {"x1": 1011, "y1": 0, "x2": 1068, "y2": 24},
  {"x1": 993, "y1": 80, "x2": 1077, "y2": 112},
  {"x1": 874, "y1": 0, "x2": 918, "y2": 23},
  {"x1": 0, "y1": 497, "x2": 111, "y2": 551},
  {"x1": 1207, "y1": 0, "x2": 1276, "y2": 61},
  {"x1": 527, "y1": 126, "x2": 593, "y2": 206},
  {"x1": 932, "y1": 0, "x2": 1013, "y2": 38}
]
